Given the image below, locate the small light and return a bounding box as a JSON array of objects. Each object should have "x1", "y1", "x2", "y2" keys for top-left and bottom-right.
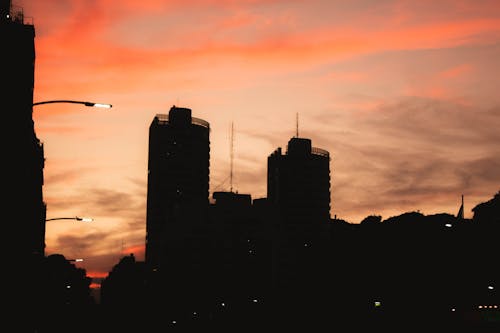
[
  {"x1": 172, "y1": 320, "x2": 176, "y2": 324},
  {"x1": 93, "y1": 103, "x2": 112, "y2": 108},
  {"x1": 445, "y1": 223, "x2": 452, "y2": 228},
  {"x1": 221, "y1": 302, "x2": 225, "y2": 307},
  {"x1": 304, "y1": 243, "x2": 308, "y2": 247},
  {"x1": 66, "y1": 285, "x2": 71, "y2": 289},
  {"x1": 374, "y1": 301, "x2": 381, "y2": 307},
  {"x1": 253, "y1": 299, "x2": 258, "y2": 303},
  {"x1": 488, "y1": 285, "x2": 494, "y2": 290},
  {"x1": 451, "y1": 308, "x2": 456, "y2": 312},
  {"x1": 479, "y1": 305, "x2": 483, "y2": 309}
]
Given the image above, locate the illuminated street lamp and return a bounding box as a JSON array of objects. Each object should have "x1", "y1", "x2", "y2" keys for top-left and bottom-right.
[
  {"x1": 34, "y1": 99, "x2": 108, "y2": 258},
  {"x1": 34, "y1": 99, "x2": 107, "y2": 224},
  {"x1": 69, "y1": 258, "x2": 84, "y2": 262},
  {"x1": 46, "y1": 216, "x2": 93, "y2": 222},
  {"x1": 33, "y1": 100, "x2": 112, "y2": 108}
]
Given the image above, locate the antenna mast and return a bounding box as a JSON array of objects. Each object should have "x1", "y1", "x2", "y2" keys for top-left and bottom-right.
[
  {"x1": 230, "y1": 122, "x2": 234, "y2": 193},
  {"x1": 296, "y1": 113, "x2": 299, "y2": 137}
]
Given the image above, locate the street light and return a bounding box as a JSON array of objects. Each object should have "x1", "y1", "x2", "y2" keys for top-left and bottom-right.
[
  {"x1": 46, "y1": 216, "x2": 93, "y2": 222},
  {"x1": 34, "y1": 99, "x2": 106, "y2": 258},
  {"x1": 69, "y1": 258, "x2": 84, "y2": 262},
  {"x1": 34, "y1": 100, "x2": 106, "y2": 225},
  {"x1": 33, "y1": 100, "x2": 112, "y2": 108}
]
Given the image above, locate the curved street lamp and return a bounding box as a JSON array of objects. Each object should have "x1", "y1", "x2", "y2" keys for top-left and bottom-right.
[
  {"x1": 35, "y1": 99, "x2": 106, "y2": 257},
  {"x1": 33, "y1": 100, "x2": 112, "y2": 108},
  {"x1": 46, "y1": 217, "x2": 93, "y2": 222},
  {"x1": 69, "y1": 258, "x2": 84, "y2": 262}
]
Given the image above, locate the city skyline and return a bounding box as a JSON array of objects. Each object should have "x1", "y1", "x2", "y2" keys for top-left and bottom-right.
[{"x1": 17, "y1": 0, "x2": 500, "y2": 284}]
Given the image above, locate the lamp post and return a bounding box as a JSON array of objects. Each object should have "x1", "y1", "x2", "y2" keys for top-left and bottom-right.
[
  {"x1": 34, "y1": 98, "x2": 109, "y2": 258},
  {"x1": 33, "y1": 100, "x2": 112, "y2": 108},
  {"x1": 35, "y1": 99, "x2": 109, "y2": 225},
  {"x1": 46, "y1": 216, "x2": 93, "y2": 222},
  {"x1": 69, "y1": 258, "x2": 84, "y2": 262}
]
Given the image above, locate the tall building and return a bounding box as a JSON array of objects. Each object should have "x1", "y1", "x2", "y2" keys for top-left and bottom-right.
[
  {"x1": 268, "y1": 137, "x2": 331, "y2": 228},
  {"x1": 267, "y1": 137, "x2": 332, "y2": 322},
  {"x1": 145, "y1": 106, "x2": 210, "y2": 271},
  {"x1": 2, "y1": 0, "x2": 46, "y2": 260}
]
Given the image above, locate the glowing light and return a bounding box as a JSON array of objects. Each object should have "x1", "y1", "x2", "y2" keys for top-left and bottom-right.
[
  {"x1": 92, "y1": 103, "x2": 112, "y2": 108},
  {"x1": 374, "y1": 301, "x2": 381, "y2": 307}
]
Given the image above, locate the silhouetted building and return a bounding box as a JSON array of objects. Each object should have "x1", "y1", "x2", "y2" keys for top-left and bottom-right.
[
  {"x1": 267, "y1": 137, "x2": 331, "y2": 227},
  {"x1": 100, "y1": 253, "x2": 147, "y2": 308},
  {"x1": 145, "y1": 106, "x2": 210, "y2": 271},
  {"x1": 267, "y1": 137, "x2": 332, "y2": 325},
  {"x1": 207, "y1": 191, "x2": 271, "y2": 327},
  {"x1": 2, "y1": 0, "x2": 46, "y2": 260}
]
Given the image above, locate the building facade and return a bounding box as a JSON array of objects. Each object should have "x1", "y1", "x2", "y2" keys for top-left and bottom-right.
[
  {"x1": 2, "y1": 0, "x2": 46, "y2": 260},
  {"x1": 145, "y1": 106, "x2": 210, "y2": 271},
  {"x1": 267, "y1": 137, "x2": 332, "y2": 309},
  {"x1": 267, "y1": 137, "x2": 331, "y2": 228}
]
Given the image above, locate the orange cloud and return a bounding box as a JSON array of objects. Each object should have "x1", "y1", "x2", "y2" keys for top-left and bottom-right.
[
  {"x1": 121, "y1": 244, "x2": 145, "y2": 258},
  {"x1": 439, "y1": 64, "x2": 473, "y2": 79}
]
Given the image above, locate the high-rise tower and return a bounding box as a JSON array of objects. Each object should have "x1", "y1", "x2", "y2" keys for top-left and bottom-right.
[
  {"x1": 268, "y1": 137, "x2": 331, "y2": 228},
  {"x1": 268, "y1": 136, "x2": 331, "y2": 316},
  {"x1": 145, "y1": 106, "x2": 210, "y2": 270},
  {"x1": 2, "y1": 0, "x2": 46, "y2": 260}
]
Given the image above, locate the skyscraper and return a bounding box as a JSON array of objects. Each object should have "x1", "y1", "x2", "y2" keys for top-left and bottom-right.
[
  {"x1": 145, "y1": 106, "x2": 210, "y2": 271},
  {"x1": 267, "y1": 136, "x2": 332, "y2": 320},
  {"x1": 2, "y1": 0, "x2": 46, "y2": 260},
  {"x1": 268, "y1": 137, "x2": 331, "y2": 228}
]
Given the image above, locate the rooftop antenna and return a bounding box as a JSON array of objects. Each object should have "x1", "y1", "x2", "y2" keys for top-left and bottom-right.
[
  {"x1": 457, "y1": 194, "x2": 464, "y2": 220},
  {"x1": 295, "y1": 112, "x2": 299, "y2": 138},
  {"x1": 230, "y1": 122, "x2": 234, "y2": 193}
]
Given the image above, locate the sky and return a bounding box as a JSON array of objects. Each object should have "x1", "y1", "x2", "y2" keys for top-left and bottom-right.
[{"x1": 17, "y1": 0, "x2": 500, "y2": 287}]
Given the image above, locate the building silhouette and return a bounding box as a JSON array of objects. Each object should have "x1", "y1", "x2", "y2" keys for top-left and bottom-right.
[
  {"x1": 2, "y1": 0, "x2": 46, "y2": 260},
  {"x1": 145, "y1": 106, "x2": 210, "y2": 271},
  {"x1": 267, "y1": 136, "x2": 332, "y2": 326},
  {"x1": 267, "y1": 137, "x2": 331, "y2": 227}
]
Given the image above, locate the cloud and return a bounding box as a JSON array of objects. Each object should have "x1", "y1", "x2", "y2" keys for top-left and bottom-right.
[{"x1": 329, "y1": 97, "x2": 500, "y2": 222}]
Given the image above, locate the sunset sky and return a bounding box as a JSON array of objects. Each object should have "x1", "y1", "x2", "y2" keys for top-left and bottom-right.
[{"x1": 18, "y1": 0, "x2": 500, "y2": 285}]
